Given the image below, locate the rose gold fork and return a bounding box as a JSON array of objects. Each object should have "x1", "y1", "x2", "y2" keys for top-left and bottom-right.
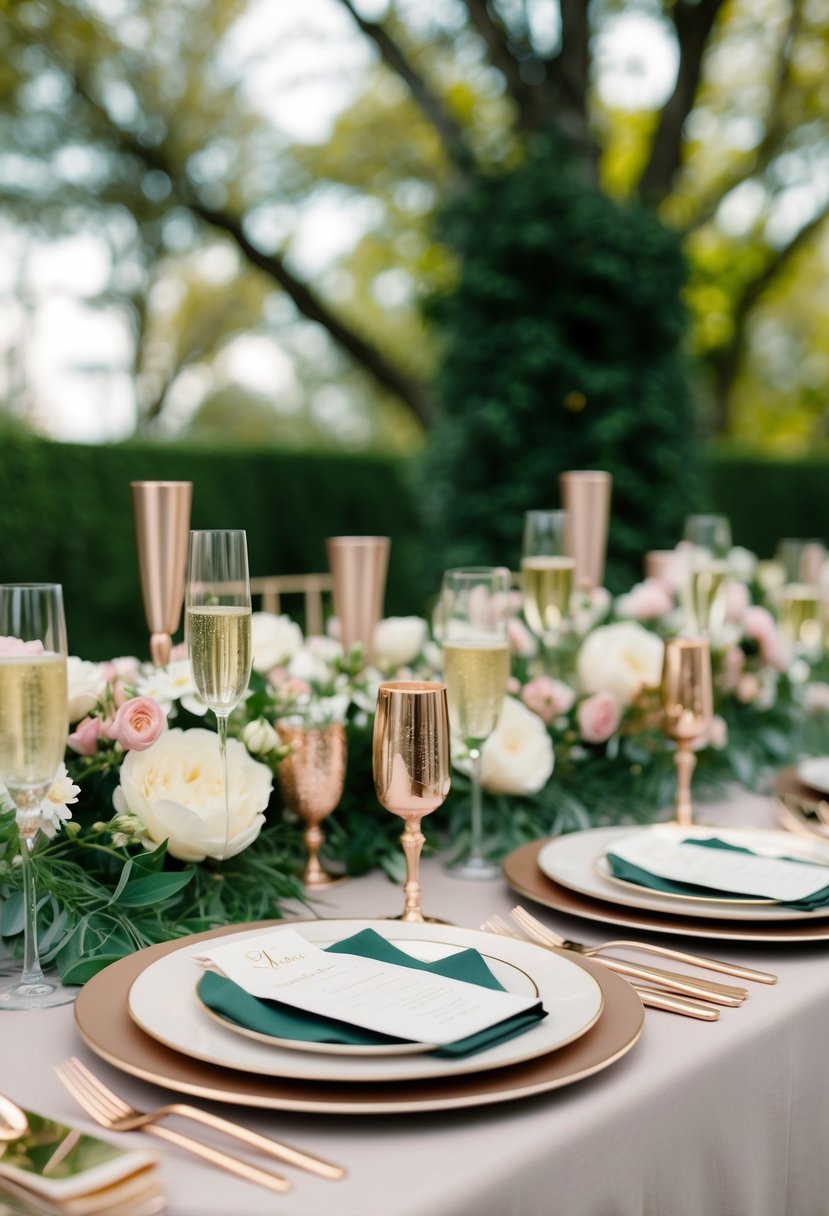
[
  {"x1": 511, "y1": 905, "x2": 776, "y2": 985},
  {"x1": 479, "y1": 917, "x2": 719, "y2": 1020},
  {"x1": 56, "y1": 1057, "x2": 344, "y2": 1188}
]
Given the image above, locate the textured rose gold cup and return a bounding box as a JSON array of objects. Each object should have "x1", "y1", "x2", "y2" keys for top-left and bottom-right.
[
  {"x1": 276, "y1": 720, "x2": 347, "y2": 889},
  {"x1": 326, "y1": 536, "x2": 390, "y2": 661},
  {"x1": 560, "y1": 471, "x2": 612, "y2": 592},
  {"x1": 131, "y1": 481, "x2": 192, "y2": 667}
]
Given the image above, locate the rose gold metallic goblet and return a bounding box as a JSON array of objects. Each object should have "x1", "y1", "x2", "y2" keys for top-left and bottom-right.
[
  {"x1": 661, "y1": 638, "x2": 713, "y2": 827},
  {"x1": 276, "y1": 721, "x2": 347, "y2": 890},
  {"x1": 373, "y1": 681, "x2": 451, "y2": 923},
  {"x1": 560, "y1": 470, "x2": 612, "y2": 592}
]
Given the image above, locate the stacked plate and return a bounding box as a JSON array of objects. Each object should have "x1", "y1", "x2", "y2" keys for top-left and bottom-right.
[
  {"x1": 503, "y1": 823, "x2": 829, "y2": 943},
  {"x1": 774, "y1": 760, "x2": 829, "y2": 843},
  {"x1": 74, "y1": 919, "x2": 644, "y2": 1116}
]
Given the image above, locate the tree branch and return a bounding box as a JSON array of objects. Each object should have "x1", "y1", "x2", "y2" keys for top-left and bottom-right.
[
  {"x1": 638, "y1": 0, "x2": 727, "y2": 203},
  {"x1": 707, "y1": 198, "x2": 829, "y2": 430},
  {"x1": 460, "y1": 0, "x2": 541, "y2": 128},
  {"x1": 334, "y1": 0, "x2": 474, "y2": 179},
  {"x1": 681, "y1": 0, "x2": 803, "y2": 235},
  {"x1": 61, "y1": 68, "x2": 434, "y2": 429}
]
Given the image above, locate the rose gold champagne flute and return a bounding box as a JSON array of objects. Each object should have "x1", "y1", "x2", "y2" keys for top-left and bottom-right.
[
  {"x1": 661, "y1": 638, "x2": 713, "y2": 827},
  {"x1": 372, "y1": 681, "x2": 451, "y2": 923},
  {"x1": 276, "y1": 720, "x2": 347, "y2": 889}
]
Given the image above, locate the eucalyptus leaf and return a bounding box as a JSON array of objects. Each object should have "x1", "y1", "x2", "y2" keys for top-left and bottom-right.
[{"x1": 116, "y1": 870, "x2": 194, "y2": 908}]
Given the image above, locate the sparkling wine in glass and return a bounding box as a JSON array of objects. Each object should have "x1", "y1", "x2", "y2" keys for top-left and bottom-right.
[
  {"x1": 661, "y1": 637, "x2": 713, "y2": 828},
  {"x1": 185, "y1": 530, "x2": 252, "y2": 859},
  {"x1": 0, "y1": 584, "x2": 72, "y2": 1010},
  {"x1": 440, "y1": 568, "x2": 510, "y2": 880},
  {"x1": 373, "y1": 681, "x2": 451, "y2": 922},
  {"x1": 521, "y1": 510, "x2": 574, "y2": 667},
  {"x1": 681, "y1": 514, "x2": 731, "y2": 635}
]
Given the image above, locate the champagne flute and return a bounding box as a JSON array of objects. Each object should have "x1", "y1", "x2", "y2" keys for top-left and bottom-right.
[
  {"x1": 372, "y1": 681, "x2": 451, "y2": 922},
  {"x1": 681, "y1": 514, "x2": 731, "y2": 636},
  {"x1": 521, "y1": 511, "x2": 574, "y2": 672},
  {"x1": 440, "y1": 568, "x2": 510, "y2": 880},
  {"x1": 185, "y1": 531, "x2": 252, "y2": 860},
  {"x1": 776, "y1": 539, "x2": 824, "y2": 659},
  {"x1": 661, "y1": 637, "x2": 713, "y2": 828},
  {"x1": 0, "y1": 584, "x2": 71, "y2": 1010}
]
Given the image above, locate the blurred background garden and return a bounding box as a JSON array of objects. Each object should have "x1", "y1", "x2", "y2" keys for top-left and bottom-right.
[{"x1": 2, "y1": 0, "x2": 829, "y2": 658}]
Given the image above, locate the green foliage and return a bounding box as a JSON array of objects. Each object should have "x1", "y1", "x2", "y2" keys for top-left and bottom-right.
[
  {"x1": 0, "y1": 432, "x2": 422, "y2": 658},
  {"x1": 419, "y1": 137, "x2": 701, "y2": 590},
  {"x1": 706, "y1": 450, "x2": 829, "y2": 556}
]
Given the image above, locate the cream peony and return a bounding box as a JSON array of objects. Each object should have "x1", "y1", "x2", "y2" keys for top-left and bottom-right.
[
  {"x1": 477, "y1": 697, "x2": 554, "y2": 796},
  {"x1": 577, "y1": 621, "x2": 664, "y2": 706},
  {"x1": 112, "y1": 728, "x2": 271, "y2": 862},
  {"x1": 67, "y1": 657, "x2": 108, "y2": 723},
  {"x1": 251, "y1": 612, "x2": 303, "y2": 673},
  {"x1": 372, "y1": 616, "x2": 428, "y2": 668}
]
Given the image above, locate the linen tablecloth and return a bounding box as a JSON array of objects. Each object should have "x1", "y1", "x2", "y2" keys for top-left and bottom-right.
[{"x1": 2, "y1": 790, "x2": 828, "y2": 1216}]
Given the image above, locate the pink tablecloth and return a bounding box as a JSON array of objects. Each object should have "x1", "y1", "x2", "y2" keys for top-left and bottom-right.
[{"x1": 2, "y1": 790, "x2": 828, "y2": 1216}]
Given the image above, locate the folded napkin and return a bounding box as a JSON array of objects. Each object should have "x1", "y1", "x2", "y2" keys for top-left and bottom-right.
[
  {"x1": 607, "y1": 836, "x2": 829, "y2": 911},
  {"x1": 0, "y1": 1108, "x2": 162, "y2": 1216},
  {"x1": 198, "y1": 928, "x2": 546, "y2": 1058}
]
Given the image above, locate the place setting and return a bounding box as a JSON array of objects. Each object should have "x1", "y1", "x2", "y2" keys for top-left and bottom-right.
[
  {"x1": 71, "y1": 670, "x2": 644, "y2": 1118},
  {"x1": 503, "y1": 631, "x2": 829, "y2": 944}
]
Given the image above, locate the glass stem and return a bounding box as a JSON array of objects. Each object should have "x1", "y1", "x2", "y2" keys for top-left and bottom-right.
[
  {"x1": 215, "y1": 712, "x2": 230, "y2": 860},
  {"x1": 15, "y1": 795, "x2": 45, "y2": 986},
  {"x1": 468, "y1": 747, "x2": 485, "y2": 864}
]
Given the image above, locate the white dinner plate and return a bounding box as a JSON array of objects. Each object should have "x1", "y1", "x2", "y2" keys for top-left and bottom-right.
[
  {"x1": 537, "y1": 825, "x2": 829, "y2": 922},
  {"x1": 128, "y1": 920, "x2": 604, "y2": 1084},
  {"x1": 797, "y1": 757, "x2": 829, "y2": 795}
]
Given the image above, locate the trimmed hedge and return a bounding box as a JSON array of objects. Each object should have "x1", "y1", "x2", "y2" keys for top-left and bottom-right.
[
  {"x1": 0, "y1": 432, "x2": 422, "y2": 659},
  {"x1": 0, "y1": 426, "x2": 825, "y2": 660},
  {"x1": 705, "y1": 452, "x2": 829, "y2": 557}
]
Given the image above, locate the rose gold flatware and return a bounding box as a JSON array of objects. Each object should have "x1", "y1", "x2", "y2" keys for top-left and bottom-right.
[
  {"x1": 57, "y1": 1057, "x2": 345, "y2": 1182},
  {"x1": 510, "y1": 905, "x2": 776, "y2": 985},
  {"x1": 479, "y1": 918, "x2": 719, "y2": 1019},
  {"x1": 502, "y1": 911, "x2": 748, "y2": 1004}
]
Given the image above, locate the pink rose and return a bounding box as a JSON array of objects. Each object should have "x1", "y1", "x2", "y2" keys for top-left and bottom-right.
[
  {"x1": 743, "y1": 606, "x2": 790, "y2": 671},
  {"x1": 577, "y1": 691, "x2": 622, "y2": 744},
  {"x1": 620, "y1": 579, "x2": 674, "y2": 621},
  {"x1": 724, "y1": 580, "x2": 750, "y2": 622},
  {"x1": 0, "y1": 636, "x2": 44, "y2": 656},
  {"x1": 67, "y1": 715, "x2": 107, "y2": 756},
  {"x1": 521, "y1": 676, "x2": 576, "y2": 724},
  {"x1": 110, "y1": 696, "x2": 168, "y2": 752}
]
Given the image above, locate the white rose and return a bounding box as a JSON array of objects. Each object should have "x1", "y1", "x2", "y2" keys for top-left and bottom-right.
[
  {"x1": 251, "y1": 613, "x2": 304, "y2": 673},
  {"x1": 372, "y1": 617, "x2": 428, "y2": 668},
  {"x1": 727, "y1": 546, "x2": 757, "y2": 583},
  {"x1": 577, "y1": 621, "x2": 664, "y2": 706},
  {"x1": 67, "y1": 657, "x2": 108, "y2": 723},
  {"x1": 454, "y1": 697, "x2": 554, "y2": 796},
  {"x1": 288, "y1": 636, "x2": 343, "y2": 685},
  {"x1": 112, "y1": 727, "x2": 271, "y2": 862},
  {"x1": 241, "y1": 717, "x2": 279, "y2": 754}
]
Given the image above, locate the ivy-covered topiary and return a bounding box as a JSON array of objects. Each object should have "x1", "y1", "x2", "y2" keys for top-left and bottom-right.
[{"x1": 420, "y1": 136, "x2": 701, "y2": 590}]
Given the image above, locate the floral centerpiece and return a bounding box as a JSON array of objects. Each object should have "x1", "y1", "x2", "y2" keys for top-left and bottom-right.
[{"x1": 2, "y1": 546, "x2": 828, "y2": 981}]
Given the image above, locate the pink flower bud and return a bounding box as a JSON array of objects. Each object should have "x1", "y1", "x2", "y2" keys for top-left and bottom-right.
[
  {"x1": 67, "y1": 715, "x2": 106, "y2": 756},
  {"x1": 577, "y1": 691, "x2": 622, "y2": 744},
  {"x1": 521, "y1": 676, "x2": 576, "y2": 724}
]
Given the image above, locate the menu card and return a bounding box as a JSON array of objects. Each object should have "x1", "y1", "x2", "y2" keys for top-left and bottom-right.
[
  {"x1": 606, "y1": 833, "x2": 829, "y2": 903},
  {"x1": 197, "y1": 928, "x2": 543, "y2": 1046}
]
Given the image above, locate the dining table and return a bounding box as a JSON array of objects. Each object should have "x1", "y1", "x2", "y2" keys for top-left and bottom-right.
[{"x1": 2, "y1": 787, "x2": 829, "y2": 1216}]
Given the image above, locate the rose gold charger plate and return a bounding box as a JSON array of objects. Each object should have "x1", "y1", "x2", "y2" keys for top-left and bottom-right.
[
  {"x1": 503, "y1": 839, "x2": 829, "y2": 943},
  {"x1": 74, "y1": 921, "x2": 643, "y2": 1116}
]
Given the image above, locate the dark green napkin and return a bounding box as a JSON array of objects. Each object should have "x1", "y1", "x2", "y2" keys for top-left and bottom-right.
[
  {"x1": 198, "y1": 927, "x2": 546, "y2": 1058},
  {"x1": 606, "y1": 836, "x2": 829, "y2": 911}
]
